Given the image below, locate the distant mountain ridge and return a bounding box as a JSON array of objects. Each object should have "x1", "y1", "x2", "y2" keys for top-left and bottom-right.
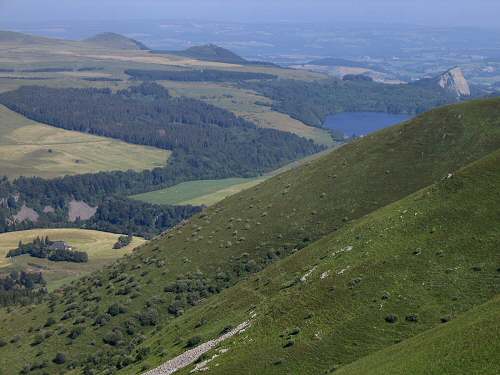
[
  {"x1": 84, "y1": 32, "x2": 150, "y2": 50},
  {"x1": 154, "y1": 43, "x2": 276, "y2": 66},
  {"x1": 0, "y1": 30, "x2": 59, "y2": 45},
  {"x1": 177, "y1": 44, "x2": 248, "y2": 64}
]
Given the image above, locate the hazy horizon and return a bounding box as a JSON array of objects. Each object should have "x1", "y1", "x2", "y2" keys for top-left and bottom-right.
[{"x1": 1, "y1": 0, "x2": 500, "y2": 30}]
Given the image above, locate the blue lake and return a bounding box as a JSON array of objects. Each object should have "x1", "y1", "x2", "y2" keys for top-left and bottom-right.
[{"x1": 324, "y1": 112, "x2": 412, "y2": 138}]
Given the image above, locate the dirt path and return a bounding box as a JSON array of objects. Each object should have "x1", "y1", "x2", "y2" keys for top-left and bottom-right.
[{"x1": 143, "y1": 321, "x2": 251, "y2": 375}]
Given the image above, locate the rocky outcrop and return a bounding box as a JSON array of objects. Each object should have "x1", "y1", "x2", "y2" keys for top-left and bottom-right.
[{"x1": 437, "y1": 67, "x2": 471, "y2": 97}]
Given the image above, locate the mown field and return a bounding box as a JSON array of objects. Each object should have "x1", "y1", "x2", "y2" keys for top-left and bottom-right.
[
  {"x1": 0, "y1": 228, "x2": 145, "y2": 290},
  {"x1": 131, "y1": 177, "x2": 266, "y2": 206},
  {"x1": 0, "y1": 105, "x2": 170, "y2": 179}
]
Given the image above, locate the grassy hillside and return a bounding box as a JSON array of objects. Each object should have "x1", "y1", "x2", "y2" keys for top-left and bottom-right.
[
  {"x1": 1, "y1": 98, "x2": 500, "y2": 373},
  {"x1": 336, "y1": 296, "x2": 500, "y2": 375},
  {"x1": 151, "y1": 148, "x2": 500, "y2": 374},
  {"x1": 0, "y1": 105, "x2": 170, "y2": 179},
  {"x1": 0, "y1": 229, "x2": 145, "y2": 290}
]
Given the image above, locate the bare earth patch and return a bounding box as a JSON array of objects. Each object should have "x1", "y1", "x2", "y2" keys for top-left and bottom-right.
[
  {"x1": 13, "y1": 204, "x2": 39, "y2": 223},
  {"x1": 68, "y1": 200, "x2": 97, "y2": 222}
]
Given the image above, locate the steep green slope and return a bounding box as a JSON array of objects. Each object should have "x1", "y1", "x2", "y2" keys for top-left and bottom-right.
[
  {"x1": 138, "y1": 148, "x2": 500, "y2": 374},
  {"x1": 335, "y1": 296, "x2": 500, "y2": 375},
  {"x1": 1, "y1": 99, "x2": 500, "y2": 373}
]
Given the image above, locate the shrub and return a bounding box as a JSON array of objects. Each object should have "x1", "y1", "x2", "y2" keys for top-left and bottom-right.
[
  {"x1": 195, "y1": 318, "x2": 208, "y2": 328},
  {"x1": 349, "y1": 277, "x2": 362, "y2": 288},
  {"x1": 304, "y1": 312, "x2": 314, "y2": 320},
  {"x1": 103, "y1": 330, "x2": 124, "y2": 347},
  {"x1": 137, "y1": 308, "x2": 159, "y2": 326},
  {"x1": 68, "y1": 326, "x2": 84, "y2": 340},
  {"x1": 44, "y1": 317, "x2": 56, "y2": 327},
  {"x1": 220, "y1": 325, "x2": 233, "y2": 335},
  {"x1": 31, "y1": 334, "x2": 44, "y2": 346},
  {"x1": 94, "y1": 313, "x2": 112, "y2": 326},
  {"x1": 405, "y1": 314, "x2": 418, "y2": 323},
  {"x1": 283, "y1": 339, "x2": 295, "y2": 348},
  {"x1": 385, "y1": 314, "x2": 398, "y2": 323},
  {"x1": 123, "y1": 319, "x2": 139, "y2": 335},
  {"x1": 107, "y1": 303, "x2": 127, "y2": 317},
  {"x1": 186, "y1": 336, "x2": 202, "y2": 348},
  {"x1": 440, "y1": 315, "x2": 452, "y2": 323},
  {"x1": 135, "y1": 347, "x2": 151, "y2": 361},
  {"x1": 0, "y1": 338, "x2": 6, "y2": 347},
  {"x1": 53, "y1": 352, "x2": 66, "y2": 365},
  {"x1": 10, "y1": 335, "x2": 20, "y2": 344}
]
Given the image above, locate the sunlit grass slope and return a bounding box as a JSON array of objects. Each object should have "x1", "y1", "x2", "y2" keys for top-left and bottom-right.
[
  {"x1": 0, "y1": 98, "x2": 500, "y2": 373},
  {"x1": 138, "y1": 148, "x2": 500, "y2": 374},
  {"x1": 0, "y1": 105, "x2": 170, "y2": 179}
]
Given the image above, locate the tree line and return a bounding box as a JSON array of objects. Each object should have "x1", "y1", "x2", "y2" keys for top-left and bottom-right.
[
  {"x1": 0, "y1": 270, "x2": 47, "y2": 307},
  {"x1": 125, "y1": 68, "x2": 276, "y2": 82},
  {"x1": 6, "y1": 236, "x2": 88, "y2": 263}
]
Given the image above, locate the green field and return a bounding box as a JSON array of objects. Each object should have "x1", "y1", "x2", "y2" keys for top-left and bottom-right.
[
  {"x1": 130, "y1": 177, "x2": 266, "y2": 206},
  {"x1": 0, "y1": 228, "x2": 145, "y2": 290},
  {"x1": 0, "y1": 105, "x2": 170, "y2": 179}
]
